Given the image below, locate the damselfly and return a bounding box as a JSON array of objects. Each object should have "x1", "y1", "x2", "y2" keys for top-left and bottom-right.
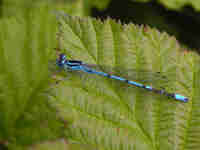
[{"x1": 56, "y1": 53, "x2": 188, "y2": 102}]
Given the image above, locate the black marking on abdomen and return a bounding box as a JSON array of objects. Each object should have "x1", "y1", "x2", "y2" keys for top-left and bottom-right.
[
  {"x1": 125, "y1": 79, "x2": 129, "y2": 83},
  {"x1": 106, "y1": 74, "x2": 111, "y2": 78}
]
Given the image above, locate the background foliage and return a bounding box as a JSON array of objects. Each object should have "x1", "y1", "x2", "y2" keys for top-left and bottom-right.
[
  {"x1": 0, "y1": 0, "x2": 200, "y2": 149},
  {"x1": 133, "y1": 0, "x2": 200, "y2": 11}
]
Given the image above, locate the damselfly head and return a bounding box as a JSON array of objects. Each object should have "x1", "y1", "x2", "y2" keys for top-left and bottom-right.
[
  {"x1": 59, "y1": 53, "x2": 66, "y2": 61},
  {"x1": 56, "y1": 53, "x2": 67, "y2": 67}
]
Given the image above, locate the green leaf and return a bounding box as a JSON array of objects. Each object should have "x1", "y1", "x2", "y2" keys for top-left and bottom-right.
[
  {"x1": 2, "y1": 0, "x2": 111, "y2": 18},
  {"x1": 53, "y1": 0, "x2": 111, "y2": 17},
  {"x1": 49, "y1": 14, "x2": 200, "y2": 150},
  {"x1": 0, "y1": 8, "x2": 65, "y2": 148},
  {"x1": 86, "y1": 0, "x2": 111, "y2": 10}
]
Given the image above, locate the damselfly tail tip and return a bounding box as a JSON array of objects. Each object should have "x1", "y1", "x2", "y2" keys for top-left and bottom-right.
[
  {"x1": 183, "y1": 97, "x2": 189, "y2": 103},
  {"x1": 175, "y1": 94, "x2": 189, "y2": 102}
]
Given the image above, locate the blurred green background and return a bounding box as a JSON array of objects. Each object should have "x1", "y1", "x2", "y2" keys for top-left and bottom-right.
[{"x1": 1, "y1": 0, "x2": 200, "y2": 50}]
